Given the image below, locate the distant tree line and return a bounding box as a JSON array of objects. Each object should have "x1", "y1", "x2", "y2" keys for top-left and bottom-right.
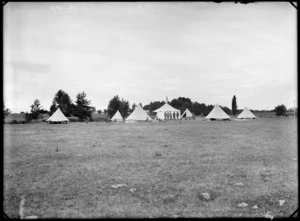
[{"x1": 3, "y1": 93, "x2": 295, "y2": 122}]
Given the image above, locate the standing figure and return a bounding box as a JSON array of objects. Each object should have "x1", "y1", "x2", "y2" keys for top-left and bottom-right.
[
  {"x1": 164, "y1": 111, "x2": 167, "y2": 120},
  {"x1": 169, "y1": 111, "x2": 172, "y2": 120},
  {"x1": 173, "y1": 112, "x2": 176, "y2": 120},
  {"x1": 176, "y1": 111, "x2": 179, "y2": 120}
]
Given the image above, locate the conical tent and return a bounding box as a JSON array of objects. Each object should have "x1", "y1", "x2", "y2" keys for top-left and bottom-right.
[
  {"x1": 153, "y1": 103, "x2": 180, "y2": 120},
  {"x1": 111, "y1": 110, "x2": 123, "y2": 122},
  {"x1": 237, "y1": 107, "x2": 256, "y2": 119},
  {"x1": 180, "y1": 108, "x2": 193, "y2": 119},
  {"x1": 46, "y1": 108, "x2": 69, "y2": 123},
  {"x1": 125, "y1": 105, "x2": 152, "y2": 122},
  {"x1": 205, "y1": 104, "x2": 230, "y2": 120}
]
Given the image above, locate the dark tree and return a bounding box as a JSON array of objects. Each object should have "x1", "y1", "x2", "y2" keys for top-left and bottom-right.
[
  {"x1": 203, "y1": 105, "x2": 214, "y2": 116},
  {"x1": 97, "y1": 110, "x2": 102, "y2": 114},
  {"x1": 50, "y1": 89, "x2": 73, "y2": 116},
  {"x1": 232, "y1": 95, "x2": 237, "y2": 116},
  {"x1": 143, "y1": 101, "x2": 165, "y2": 112},
  {"x1": 221, "y1": 105, "x2": 232, "y2": 116},
  {"x1": 193, "y1": 102, "x2": 208, "y2": 116},
  {"x1": 30, "y1": 99, "x2": 42, "y2": 120},
  {"x1": 131, "y1": 103, "x2": 137, "y2": 111},
  {"x1": 119, "y1": 99, "x2": 130, "y2": 118},
  {"x1": 50, "y1": 102, "x2": 57, "y2": 114},
  {"x1": 275, "y1": 104, "x2": 287, "y2": 116},
  {"x1": 170, "y1": 97, "x2": 193, "y2": 114},
  {"x1": 107, "y1": 95, "x2": 121, "y2": 118},
  {"x1": 107, "y1": 95, "x2": 130, "y2": 118},
  {"x1": 73, "y1": 91, "x2": 95, "y2": 120},
  {"x1": 3, "y1": 102, "x2": 11, "y2": 119},
  {"x1": 25, "y1": 112, "x2": 32, "y2": 123}
]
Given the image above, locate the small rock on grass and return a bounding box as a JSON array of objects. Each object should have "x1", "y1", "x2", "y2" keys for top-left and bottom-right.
[
  {"x1": 202, "y1": 193, "x2": 211, "y2": 200},
  {"x1": 238, "y1": 202, "x2": 248, "y2": 207},
  {"x1": 155, "y1": 152, "x2": 162, "y2": 157},
  {"x1": 111, "y1": 184, "x2": 126, "y2": 188},
  {"x1": 129, "y1": 188, "x2": 136, "y2": 193},
  {"x1": 279, "y1": 200, "x2": 285, "y2": 206},
  {"x1": 265, "y1": 212, "x2": 274, "y2": 220},
  {"x1": 252, "y1": 205, "x2": 258, "y2": 209},
  {"x1": 234, "y1": 182, "x2": 244, "y2": 186}
]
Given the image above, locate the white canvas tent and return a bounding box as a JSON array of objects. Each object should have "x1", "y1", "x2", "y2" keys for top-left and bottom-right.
[
  {"x1": 155, "y1": 111, "x2": 165, "y2": 120},
  {"x1": 46, "y1": 108, "x2": 69, "y2": 123},
  {"x1": 111, "y1": 110, "x2": 123, "y2": 122},
  {"x1": 125, "y1": 104, "x2": 152, "y2": 122},
  {"x1": 180, "y1": 108, "x2": 194, "y2": 119},
  {"x1": 153, "y1": 103, "x2": 181, "y2": 120},
  {"x1": 205, "y1": 104, "x2": 231, "y2": 120},
  {"x1": 237, "y1": 107, "x2": 256, "y2": 119}
]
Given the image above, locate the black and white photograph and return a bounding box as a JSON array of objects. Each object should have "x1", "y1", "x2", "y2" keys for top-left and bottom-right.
[{"x1": 3, "y1": 1, "x2": 297, "y2": 218}]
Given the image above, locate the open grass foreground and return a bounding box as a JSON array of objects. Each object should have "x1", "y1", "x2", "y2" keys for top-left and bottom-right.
[{"x1": 3, "y1": 118, "x2": 298, "y2": 218}]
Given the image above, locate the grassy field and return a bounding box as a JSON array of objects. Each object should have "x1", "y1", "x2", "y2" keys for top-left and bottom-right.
[{"x1": 3, "y1": 118, "x2": 298, "y2": 218}]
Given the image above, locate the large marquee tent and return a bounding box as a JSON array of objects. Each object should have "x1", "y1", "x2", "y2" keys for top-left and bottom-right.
[{"x1": 153, "y1": 103, "x2": 181, "y2": 120}]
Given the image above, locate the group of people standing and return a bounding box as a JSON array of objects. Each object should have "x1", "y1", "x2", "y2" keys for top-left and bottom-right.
[{"x1": 164, "y1": 111, "x2": 180, "y2": 120}]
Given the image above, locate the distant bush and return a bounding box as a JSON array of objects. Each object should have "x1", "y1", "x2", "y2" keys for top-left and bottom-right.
[
  {"x1": 25, "y1": 113, "x2": 32, "y2": 123},
  {"x1": 67, "y1": 116, "x2": 80, "y2": 122},
  {"x1": 275, "y1": 104, "x2": 287, "y2": 116},
  {"x1": 8, "y1": 120, "x2": 25, "y2": 124}
]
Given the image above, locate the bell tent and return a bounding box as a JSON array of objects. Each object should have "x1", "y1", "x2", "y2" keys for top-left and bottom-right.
[
  {"x1": 205, "y1": 104, "x2": 231, "y2": 121},
  {"x1": 237, "y1": 107, "x2": 256, "y2": 119},
  {"x1": 111, "y1": 110, "x2": 123, "y2": 122},
  {"x1": 180, "y1": 108, "x2": 194, "y2": 119},
  {"x1": 125, "y1": 104, "x2": 152, "y2": 122},
  {"x1": 46, "y1": 108, "x2": 69, "y2": 124},
  {"x1": 153, "y1": 103, "x2": 181, "y2": 120}
]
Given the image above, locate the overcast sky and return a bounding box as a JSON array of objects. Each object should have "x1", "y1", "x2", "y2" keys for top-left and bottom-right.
[{"x1": 4, "y1": 2, "x2": 297, "y2": 113}]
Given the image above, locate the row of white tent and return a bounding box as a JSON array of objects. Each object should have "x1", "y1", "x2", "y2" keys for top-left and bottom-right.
[
  {"x1": 112, "y1": 103, "x2": 194, "y2": 122},
  {"x1": 46, "y1": 103, "x2": 256, "y2": 123},
  {"x1": 205, "y1": 104, "x2": 256, "y2": 120}
]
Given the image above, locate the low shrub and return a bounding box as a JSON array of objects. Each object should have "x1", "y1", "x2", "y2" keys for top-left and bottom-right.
[{"x1": 67, "y1": 116, "x2": 80, "y2": 122}]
